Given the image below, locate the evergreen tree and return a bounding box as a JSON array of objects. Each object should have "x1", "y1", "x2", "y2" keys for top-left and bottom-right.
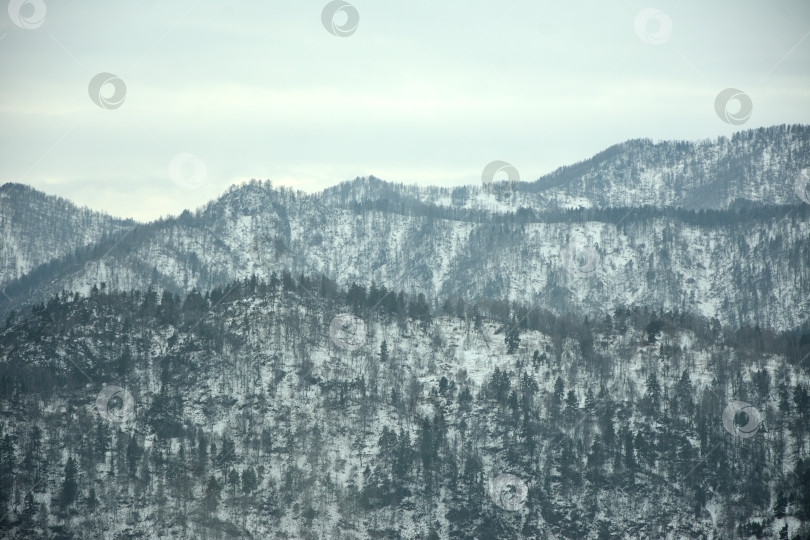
[
  {"x1": 59, "y1": 458, "x2": 78, "y2": 509},
  {"x1": 773, "y1": 491, "x2": 787, "y2": 518},
  {"x1": 20, "y1": 492, "x2": 36, "y2": 530},
  {"x1": 644, "y1": 372, "x2": 661, "y2": 417},
  {"x1": 87, "y1": 488, "x2": 98, "y2": 512},
  {"x1": 584, "y1": 388, "x2": 596, "y2": 415},
  {"x1": 126, "y1": 436, "x2": 142, "y2": 477},
  {"x1": 552, "y1": 376, "x2": 565, "y2": 417},
  {"x1": 203, "y1": 475, "x2": 221, "y2": 515},
  {"x1": 623, "y1": 430, "x2": 636, "y2": 470},
  {"x1": 0, "y1": 433, "x2": 16, "y2": 511},
  {"x1": 505, "y1": 322, "x2": 521, "y2": 354},
  {"x1": 566, "y1": 390, "x2": 579, "y2": 411},
  {"x1": 226, "y1": 469, "x2": 239, "y2": 497},
  {"x1": 241, "y1": 468, "x2": 258, "y2": 497},
  {"x1": 408, "y1": 293, "x2": 431, "y2": 326},
  {"x1": 674, "y1": 370, "x2": 694, "y2": 419}
]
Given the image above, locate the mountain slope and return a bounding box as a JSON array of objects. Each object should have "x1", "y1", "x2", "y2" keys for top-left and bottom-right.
[
  {"x1": 1, "y1": 276, "x2": 808, "y2": 538},
  {"x1": 320, "y1": 124, "x2": 810, "y2": 212},
  {"x1": 3, "y1": 182, "x2": 807, "y2": 332},
  {"x1": 0, "y1": 183, "x2": 136, "y2": 288},
  {"x1": 1, "y1": 125, "x2": 808, "y2": 332}
]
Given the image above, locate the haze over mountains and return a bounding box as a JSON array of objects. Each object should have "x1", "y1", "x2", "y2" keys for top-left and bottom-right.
[{"x1": 2, "y1": 125, "x2": 808, "y2": 332}]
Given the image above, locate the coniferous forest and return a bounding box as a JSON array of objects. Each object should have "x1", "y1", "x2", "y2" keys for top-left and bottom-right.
[{"x1": 1, "y1": 271, "x2": 808, "y2": 538}]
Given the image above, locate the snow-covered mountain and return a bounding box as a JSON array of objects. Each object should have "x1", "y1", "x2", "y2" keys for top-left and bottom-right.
[
  {"x1": 0, "y1": 183, "x2": 136, "y2": 287},
  {"x1": 1, "y1": 276, "x2": 808, "y2": 538},
  {"x1": 1, "y1": 125, "x2": 808, "y2": 332},
  {"x1": 1, "y1": 125, "x2": 810, "y2": 539},
  {"x1": 321, "y1": 124, "x2": 810, "y2": 212}
]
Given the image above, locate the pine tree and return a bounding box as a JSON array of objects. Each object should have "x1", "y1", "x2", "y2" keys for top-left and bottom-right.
[
  {"x1": 22, "y1": 426, "x2": 42, "y2": 487},
  {"x1": 566, "y1": 390, "x2": 578, "y2": 411},
  {"x1": 218, "y1": 436, "x2": 236, "y2": 471},
  {"x1": 203, "y1": 475, "x2": 221, "y2": 515},
  {"x1": 794, "y1": 384, "x2": 810, "y2": 415},
  {"x1": 95, "y1": 422, "x2": 109, "y2": 464},
  {"x1": 20, "y1": 492, "x2": 36, "y2": 529},
  {"x1": 87, "y1": 488, "x2": 98, "y2": 512},
  {"x1": 59, "y1": 457, "x2": 78, "y2": 509},
  {"x1": 126, "y1": 435, "x2": 141, "y2": 476},
  {"x1": 644, "y1": 372, "x2": 661, "y2": 417},
  {"x1": 241, "y1": 468, "x2": 258, "y2": 497},
  {"x1": 117, "y1": 345, "x2": 133, "y2": 377},
  {"x1": 489, "y1": 368, "x2": 511, "y2": 404},
  {"x1": 584, "y1": 388, "x2": 596, "y2": 415},
  {"x1": 597, "y1": 520, "x2": 612, "y2": 540},
  {"x1": 623, "y1": 430, "x2": 635, "y2": 470},
  {"x1": 408, "y1": 293, "x2": 431, "y2": 326},
  {"x1": 505, "y1": 323, "x2": 521, "y2": 354},
  {"x1": 600, "y1": 406, "x2": 616, "y2": 451},
  {"x1": 773, "y1": 491, "x2": 787, "y2": 518},
  {"x1": 675, "y1": 370, "x2": 694, "y2": 418},
  {"x1": 419, "y1": 417, "x2": 435, "y2": 493},
  {"x1": 0, "y1": 433, "x2": 16, "y2": 511},
  {"x1": 587, "y1": 437, "x2": 605, "y2": 484},
  {"x1": 547, "y1": 376, "x2": 564, "y2": 423}
]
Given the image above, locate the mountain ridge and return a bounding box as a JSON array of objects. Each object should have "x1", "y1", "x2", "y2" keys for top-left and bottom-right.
[
  {"x1": 1, "y1": 124, "x2": 808, "y2": 333},
  {"x1": 0, "y1": 182, "x2": 137, "y2": 288}
]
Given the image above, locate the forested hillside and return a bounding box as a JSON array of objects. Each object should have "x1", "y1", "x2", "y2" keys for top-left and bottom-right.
[
  {"x1": 1, "y1": 274, "x2": 808, "y2": 538},
  {"x1": 0, "y1": 183, "x2": 136, "y2": 287},
  {"x1": 320, "y1": 124, "x2": 810, "y2": 212},
  {"x1": 2, "y1": 180, "x2": 808, "y2": 333},
  {"x1": 1, "y1": 124, "x2": 808, "y2": 538},
  {"x1": 3, "y1": 126, "x2": 809, "y2": 334}
]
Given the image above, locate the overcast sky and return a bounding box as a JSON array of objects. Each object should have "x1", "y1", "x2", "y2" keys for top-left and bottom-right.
[{"x1": 1, "y1": 0, "x2": 809, "y2": 221}]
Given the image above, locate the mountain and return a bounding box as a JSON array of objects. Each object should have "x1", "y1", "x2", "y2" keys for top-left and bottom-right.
[
  {"x1": 0, "y1": 183, "x2": 136, "y2": 288},
  {"x1": 1, "y1": 124, "x2": 810, "y2": 539},
  {"x1": 0, "y1": 275, "x2": 808, "y2": 538},
  {"x1": 2, "y1": 125, "x2": 809, "y2": 332},
  {"x1": 320, "y1": 124, "x2": 810, "y2": 212}
]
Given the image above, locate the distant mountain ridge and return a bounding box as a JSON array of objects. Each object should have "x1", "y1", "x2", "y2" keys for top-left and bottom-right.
[
  {"x1": 1, "y1": 125, "x2": 808, "y2": 332},
  {"x1": 320, "y1": 124, "x2": 809, "y2": 213},
  {"x1": 0, "y1": 183, "x2": 136, "y2": 287}
]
